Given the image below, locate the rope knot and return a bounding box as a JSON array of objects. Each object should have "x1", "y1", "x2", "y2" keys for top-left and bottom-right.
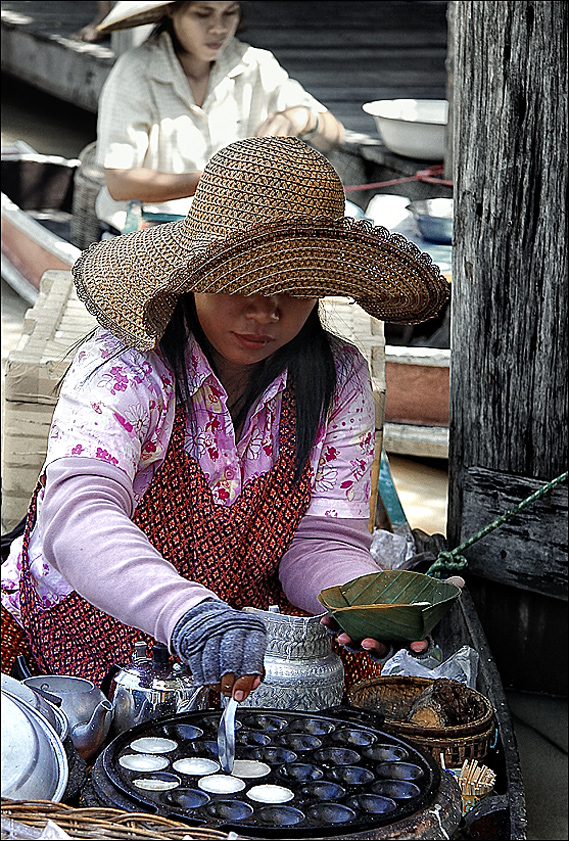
[{"x1": 427, "y1": 551, "x2": 469, "y2": 579}]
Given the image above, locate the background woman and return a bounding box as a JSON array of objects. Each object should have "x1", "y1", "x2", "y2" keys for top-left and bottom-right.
[{"x1": 95, "y1": 0, "x2": 345, "y2": 233}]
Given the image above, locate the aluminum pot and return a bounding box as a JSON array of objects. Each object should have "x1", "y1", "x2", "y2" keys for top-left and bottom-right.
[
  {"x1": 23, "y1": 674, "x2": 113, "y2": 760},
  {"x1": 1, "y1": 689, "x2": 69, "y2": 802},
  {"x1": 1, "y1": 672, "x2": 69, "y2": 741},
  {"x1": 239, "y1": 606, "x2": 345, "y2": 710}
]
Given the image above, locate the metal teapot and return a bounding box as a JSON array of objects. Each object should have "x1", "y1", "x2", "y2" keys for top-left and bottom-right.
[
  {"x1": 239, "y1": 605, "x2": 345, "y2": 711},
  {"x1": 101, "y1": 642, "x2": 210, "y2": 737},
  {"x1": 23, "y1": 674, "x2": 112, "y2": 761}
]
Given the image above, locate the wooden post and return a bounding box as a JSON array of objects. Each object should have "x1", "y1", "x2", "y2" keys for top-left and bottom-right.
[
  {"x1": 443, "y1": 1, "x2": 455, "y2": 181},
  {"x1": 448, "y1": 1, "x2": 567, "y2": 692}
]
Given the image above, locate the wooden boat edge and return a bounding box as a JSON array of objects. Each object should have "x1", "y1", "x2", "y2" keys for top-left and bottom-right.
[
  {"x1": 438, "y1": 589, "x2": 527, "y2": 839},
  {"x1": 1, "y1": 190, "x2": 81, "y2": 301}
]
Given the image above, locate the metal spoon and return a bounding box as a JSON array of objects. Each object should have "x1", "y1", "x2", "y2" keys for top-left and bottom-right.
[{"x1": 217, "y1": 697, "x2": 238, "y2": 775}]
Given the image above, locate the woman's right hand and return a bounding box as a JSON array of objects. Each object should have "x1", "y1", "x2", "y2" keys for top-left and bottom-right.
[
  {"x1": 170, "y1": 599, "x2": 268, "y2": 701},
  {"x1": 217, "y1": 672, "x2": 263, "y2": 701}
]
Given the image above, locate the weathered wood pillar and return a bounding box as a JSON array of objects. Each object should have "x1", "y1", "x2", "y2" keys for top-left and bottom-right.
[
  {"x1": 448, "y1": 1, "x2": 567, "y2": 691},
  {"x1": 443, "y1": 1, "x2": 455, "y2": 180}
]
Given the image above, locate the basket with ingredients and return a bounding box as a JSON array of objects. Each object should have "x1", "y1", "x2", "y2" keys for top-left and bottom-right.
[{"x1": 348, "y1": 676, "x2": 496, "y2": 767}]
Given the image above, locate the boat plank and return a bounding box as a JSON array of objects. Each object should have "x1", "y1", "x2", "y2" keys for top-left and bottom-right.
[
  {"x1": 460, "y1": 466, "x2": 568, "y2": 600},
  {"x1": 436, "y1": 590, "x2": 527, "y2": 840}
]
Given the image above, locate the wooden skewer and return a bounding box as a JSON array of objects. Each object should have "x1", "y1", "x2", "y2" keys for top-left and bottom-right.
[{"x1": 459, "y1": 759, "x2": 496, "y2": 797}]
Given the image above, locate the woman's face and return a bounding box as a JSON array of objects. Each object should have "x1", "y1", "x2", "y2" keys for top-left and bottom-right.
[
  {"x1": 194, "y1": 293, "x2": 318, "y2": 368},
  {"x1": 169, "y1": 1, "x2": 241, "y2": 61}
]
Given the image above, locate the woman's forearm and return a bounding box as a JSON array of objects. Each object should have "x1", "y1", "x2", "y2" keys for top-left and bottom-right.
[
  {"x1": 39, "y1": 458, "x2": 218, "y2": 644},
  {"x1": 309, "y1": 109, "x2": 345, "y2": 151},
  {"x1": 279, "y1": 515, "x2": 379, "y2": 615},
  {"x1": 104, "y1": 167, "x2": 202, "y2": 203}
]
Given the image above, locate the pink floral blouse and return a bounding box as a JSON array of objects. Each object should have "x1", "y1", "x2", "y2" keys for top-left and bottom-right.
[{"x1": 2, "y1": 328, "x2": 375, "y2": 621}]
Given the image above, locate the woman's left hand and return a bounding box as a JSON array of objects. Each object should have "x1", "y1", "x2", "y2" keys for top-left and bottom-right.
[
  {"x1": 320, "y1": 614, "x2": 429, "y2": 659},
  {"x1": 320, "y1": 575, "x2": 465, "y2": 659}
]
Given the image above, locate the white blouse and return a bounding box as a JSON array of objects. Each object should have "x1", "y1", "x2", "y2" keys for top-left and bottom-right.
[{"x1": 96, "y1": 33, "x2": 327, "y2": 229}]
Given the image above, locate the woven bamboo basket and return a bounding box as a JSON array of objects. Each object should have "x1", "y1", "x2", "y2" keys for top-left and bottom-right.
[
  {"x1": 70, "y1": 142, "x2": 105, "y2": 250},
  {"x1": 0, "y1": 799, "x2": 234, "y2": 840},
  {"x1": 348, "y1": 676, "x2": 496, "y2": 767}
]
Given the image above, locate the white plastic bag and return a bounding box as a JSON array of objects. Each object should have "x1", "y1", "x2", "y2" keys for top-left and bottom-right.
[
  {"x1": 381, "y1": 645, "x2": 480, "y2": 688},
  {"x1": 370, "y1": 528, "x2": 416, "y2": 570},
  {"x1": 1, "y1": 818, "x2": 71, "y2": 840}
]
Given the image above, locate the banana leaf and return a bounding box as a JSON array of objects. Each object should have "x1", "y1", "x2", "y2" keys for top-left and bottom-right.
[{"x1": 318, "y1": 570, "x2": 461, "y2": 643}]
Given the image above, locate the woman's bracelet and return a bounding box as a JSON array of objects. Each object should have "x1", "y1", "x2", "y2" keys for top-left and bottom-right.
[{"x1": 300, "y1": 111, "x2": 320, "y2": 141}]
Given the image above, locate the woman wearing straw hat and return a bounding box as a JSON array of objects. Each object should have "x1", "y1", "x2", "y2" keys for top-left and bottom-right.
[
  {"x1": 94, "y1": 0, "x2": 345, "y2": 234},
  {"x1": 1, "y1": 138, "x2": 449, "y2": 702}
]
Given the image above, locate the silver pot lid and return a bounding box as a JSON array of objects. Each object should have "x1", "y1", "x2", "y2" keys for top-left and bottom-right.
[{"x1": 1, "y1": 689, "x2": 69, "y2": 802}]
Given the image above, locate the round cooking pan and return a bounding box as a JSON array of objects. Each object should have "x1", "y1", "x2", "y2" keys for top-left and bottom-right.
[{"x1": 90, "y1": 706, "x2": 461, "y2": 839}]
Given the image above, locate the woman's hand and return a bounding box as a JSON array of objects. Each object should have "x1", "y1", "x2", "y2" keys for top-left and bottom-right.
[
  {"x1": 255, "y1": 107, "x2": 344, "y2": 151},
  {"x1": 320, "y1": 575, "x2": 465, "y2": 660},
  {"x1": 216, "y1": 672, "x2": 263, "y2": 702},
  {"x1": 170, "y1": 599, "x2": 268, "y2": 702},
  {"x1": 255, "y1": 106, "x2": 317, "y2": 140},
  {"x1": 320, "y1": 614, "x2": 429, "y2": 660}
]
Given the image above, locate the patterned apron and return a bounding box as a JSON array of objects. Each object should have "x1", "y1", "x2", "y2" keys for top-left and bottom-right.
[{"x1": 19, "y1": 389, "x2": 382, "y2": 687}]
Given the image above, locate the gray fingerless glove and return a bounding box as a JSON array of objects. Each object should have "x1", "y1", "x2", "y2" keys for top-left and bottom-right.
[{"x1": 171, "y1": 599, "x2": 268, "y2": 685}]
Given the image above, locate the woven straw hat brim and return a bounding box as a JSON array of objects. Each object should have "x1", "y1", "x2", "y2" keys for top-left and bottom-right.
[
  {"x1": 73, "y1": 219, "x2": 191, "y2": 351},
  {"x1": 144, "y1": 218, "x2": 450, "y2": 343},
  {"x1": 73, "y1": 216, "x2": 449, "y2": 354},
  {"x1": 97, "y1": 1, "x2": 174, "y2": 33}
]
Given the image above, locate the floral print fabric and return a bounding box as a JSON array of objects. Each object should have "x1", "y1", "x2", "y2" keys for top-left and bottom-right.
[{"x1": 2, "y1": 328, "x2": 375, "y2": 619}]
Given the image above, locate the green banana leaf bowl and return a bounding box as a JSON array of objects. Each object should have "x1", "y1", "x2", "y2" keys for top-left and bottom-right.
[{"x1": 318, "y1": 570, "x2": 461, "y2": 644}]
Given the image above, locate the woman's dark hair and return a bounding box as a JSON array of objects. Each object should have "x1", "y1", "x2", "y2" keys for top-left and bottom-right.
[{"x1": 159, "y1": 294, "x2": 337, "y2": 481}]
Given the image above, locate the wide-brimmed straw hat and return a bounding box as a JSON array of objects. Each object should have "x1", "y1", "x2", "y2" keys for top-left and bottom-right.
[
  {"x1": 72, "y1": 137, "x2": 450, "y2": 353},
  {"x1": 97, "y1": 1, "x2": 174, "y2": 33}
]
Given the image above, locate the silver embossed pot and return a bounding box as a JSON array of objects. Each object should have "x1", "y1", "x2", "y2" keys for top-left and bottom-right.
[{"x1": 240, "y1": 606, "x2": 344, "y2": 710}]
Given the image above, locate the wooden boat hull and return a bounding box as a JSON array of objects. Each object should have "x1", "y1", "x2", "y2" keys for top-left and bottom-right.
[
  {"x1": 384, "y1": 345, "x2": 450, "y2": 459},
  {"x1": 374, "y1": 529, "x2": 526, "y2": 839},
  {"x1": 385, "y1": 347, "x2": 449, "y2": 427},
  {"x1": 436, "y1": 588, "x2": 526, "y2": 839},
  {"x1": 1, "y1": 149, "x2": 81, "y2": 302}
]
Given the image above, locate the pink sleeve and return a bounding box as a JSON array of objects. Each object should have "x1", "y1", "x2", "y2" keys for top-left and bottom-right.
[
  {"x1": 279, "y1": 515, "x2": 382, "y2": 615},
  {"x1": 39, "y1": 457, "x2": 220, "y2": 645}
]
